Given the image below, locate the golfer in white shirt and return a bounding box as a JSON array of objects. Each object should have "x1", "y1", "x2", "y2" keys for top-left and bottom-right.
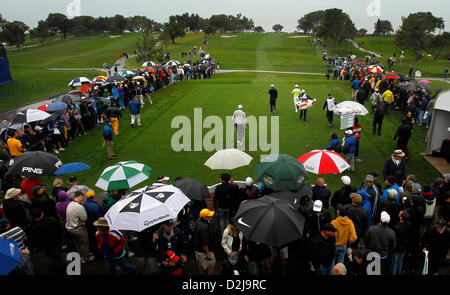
[{"x1": 233, "y1": 105, "x2": 246, "y2": 146}]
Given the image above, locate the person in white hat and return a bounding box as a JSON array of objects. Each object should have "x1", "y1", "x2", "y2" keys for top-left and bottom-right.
[
  {"x1": 233, "y1": 105, "x2": 246, "y2": 146},
  {"x1": 343, "y1": 130, "x2": 356, "y2": 172},
  {"x1": 292, "y1": 84, "x2": 301, "y2": 112},
  {"x1": 307, "y1": 200, "x2": 332, "y2": 238}
]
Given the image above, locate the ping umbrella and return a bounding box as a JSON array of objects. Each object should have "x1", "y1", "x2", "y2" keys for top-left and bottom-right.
[
  {"x1": 142, "y1": 61, "x2": 156, "y2": 67},
  {"x1": 234, "y1": 196, "x2": 305, "y2": 247},
  {"x1": 173, "y1": 177, "x2": 210, "y2": 201},
  {"x1": 298, "y1": 149, "x2": 350, "y2": 174},
  {"x1": 254, "y1": 154, "x2": 308, "y2": 192},
  {"x1": 204, "y1": 149, "x2": 253, "y2": 172},
  {"x1": 54, "y1": 162, "x2": 91, "y2": 175},
  {"x1": 105, "y1": 185, "x2": 190, "y2": 231},
  {"x1": 46, "y1": 102, "x2": 68, "y2": 112},
  {"x1": 0, "y1": 239, "x2": 21, "y2": 275},
  {"x1": 7, "y1": 151, "x2": 63, "y2": 178},
  {"x1": 10, "y1": 109, "x2": 50, "y2": 124},
  {"x1": 334, "y1": 101, "x2": 369, "y2": 116},
  {"x1": 68, "y1": 77, "x2": 92, "y2": 87},
  {"x1": 95, "y1": 160, "x2": 152, "y2": 191}
]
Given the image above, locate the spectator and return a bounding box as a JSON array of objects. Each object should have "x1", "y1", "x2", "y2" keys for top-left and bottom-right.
[
  {"x1": 331, "y1": 263, "x2": 347, "y2": 275},
  {"x1": 2, "y1": 188, "x2": 32, "y2": 230},
  {"x1": 312, "y1": 178, "x2": 331, "y2": 209},
  {"x1": 381, "y1": 175, "x2": 401, "y2": 204},
  {"x1": 342, "y1": 130, "x2": 356, "y2": 171},
  {"x1": 221, "y1": 221, "x2": 244, "y2": 275},
  {"x1": 344, "y1": 193, "x2": 369, "y2": 249},
  {"x1": 383, "y1": 150, "x2": 407, "y2": 183},
  {"x1": 193, "y1": 209, "x2": 216, "y2": 275},
  {"x1": 378, "y1": 189, "x2": 402, "y2": 225},
  {"x1": 421, "y1": 219, "x2": 450, "y2": 275},
  {"x1": 360, "y1": 175, "x2": 380, "y2": 220},
  {"x1": 331, "y1": 204, "x2": 357, "y2": 265},
  {"x1": 309, "y1": 223, "x2": 337, "y2": 275},
  {"x1": 214, "y1": 173, "x2": 240, "y2": 234},
  {"x1": 331, "y1": 175, "x2": 357, "y2": 211},
  {"x1": 307, "y1": 200, "x2": 332, "y2": 239},
  {"x1": 242, "y1": 238, "x2": 272, "y2": 276},
  {"x1": 391, "y1": 210, "x2": 411, "y2": 275},
  {"x1": 31, "y1": 185, "x2": 57, "y2": 219},
  {"x1": 83, "y1": 190, "x2": 103, "y2": 258}
]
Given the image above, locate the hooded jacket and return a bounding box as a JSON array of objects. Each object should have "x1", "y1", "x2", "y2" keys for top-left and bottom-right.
[
  {"x1": 55, "y1": 190, "x2": 71, "y2": 225},
  {"x1": 344, "y1": 201, "x2": 368, "y2": 238},
  {"x1": 331, "y1": 216, "x2": 357, "y2": 246}
]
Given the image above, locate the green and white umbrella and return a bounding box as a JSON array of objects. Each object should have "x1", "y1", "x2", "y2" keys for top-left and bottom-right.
[{"x1": 95, "y1": 161, "x2": 152, "y2": 191}]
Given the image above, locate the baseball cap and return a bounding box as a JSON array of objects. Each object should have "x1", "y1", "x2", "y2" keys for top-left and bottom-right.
[
  {"x1": 85, "y1": 190, "x2": 95, "y2": 199},
  {"x1": 380, "y1": 211, "x2": 390, "y2": 224},
  {"x1": 295, "y1": 84, "x2": 299, "y2": 88},
  {"x1": 313, "y1": 200, "x2": 323, "y2": 212},
  {"x1": 238, "y1": 104, "x2": 243, "y2": 109},
  {"x1": 322, "y1": 223, "x2": 337, "y2": 232},
  {"x1": 34, "y1": 126, "x2": 43, "y2": 131},
  {"x1": 345, "y1": 130, "x2": 353, "y2": 135},
  {"x1": 163, "y1": 219, "x2": 174, "y2": 226},
  {"x1": 436, "y1": 219, "x2": 447, "y2": 227},
  {"x1": 157, "y1": 175, "x2": 170, "y2": 182},
  {"x1": 341, "y1": 176, "x2": 351, "y2": 186},
  {"x1": 245, "y1": 177, "x2": 254, "y2": 187},
  {"x1": 301, "y1": 89, "x2": 306, "y2": 93},
  {"x1": 199, "y1": 208, "x2": 215, "y2": 218},
  {"x1": 365, "y1": 175, "x2": 374, "y2": 182},
  {"x1": 0, "y1": 218, "x2": 10, "y2": 232},
  {"x1": 270, "y1": 84, "x2": 274, "y2": 87}
]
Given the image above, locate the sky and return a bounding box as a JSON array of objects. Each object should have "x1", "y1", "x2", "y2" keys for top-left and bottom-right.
[{"x1": 1, "y1": 0, "x2": 449, "y2": 33}]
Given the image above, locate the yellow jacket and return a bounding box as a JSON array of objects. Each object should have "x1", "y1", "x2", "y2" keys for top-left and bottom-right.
[
  {"x1": 331, "y1": 216, "x2": 357, "y2": 246},
  {"x1": 381, "y1": 90, "x2": 394, "y2": 104}
]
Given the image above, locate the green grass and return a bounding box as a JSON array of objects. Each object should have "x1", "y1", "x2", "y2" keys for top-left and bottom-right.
[
  {"x1": 355, "y1": 36, "x2": 449, "y2": 78},
  {"x1": 42, "y1": 72, "x2": 442, "y2": 198}
]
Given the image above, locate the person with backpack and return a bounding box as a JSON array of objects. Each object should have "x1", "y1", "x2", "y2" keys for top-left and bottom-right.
[
  {"x1": 323, "y1": 93, "x2": 336, "y2": 127},
  {"x1": 103, "y1": 120, "x2": 115, "y2": 160}
]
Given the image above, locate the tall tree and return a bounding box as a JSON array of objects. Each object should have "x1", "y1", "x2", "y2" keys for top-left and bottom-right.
[
  {"x1": 254, "y1": 26, "x2": 265, "y2": 33},
  {"x1": 46, "y1": 13, "x2": 72, "y2": 40},
  {"x1": 136, "y1": 31, "x2": 164, "y2": 63},
  {"x1": 111, "y1": 14, "x2": 128, "y2": 33},
  {"x1": 272, "y1": 24, "x2": 284, "y2": 32},
  {"x1": 297, "y1": 10, "x2": 325, "y2": 34},
  {"x1": 1, "y1": 21, "x2": 29, "y2": 46},
  {"x1": 164, "y1": 16, "x2": 185, "y2": 44},
  {"x1": 374, "y1": 19, "x2": 393, "y2": 35},
  {"x1": 316, "y1": 8, "x2": 356, "y2": 48}
]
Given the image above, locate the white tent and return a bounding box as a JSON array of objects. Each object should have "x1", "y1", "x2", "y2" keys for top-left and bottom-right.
[{"x1": 426, "y1": 89, "x2": 450, "y2": 155}]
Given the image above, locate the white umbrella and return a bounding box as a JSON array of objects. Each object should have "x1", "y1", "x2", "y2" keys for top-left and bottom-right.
[
  {"x1": 204, "y1": 148, "x2": 253, "y2": 171},
  {"x1": 166, "y1": 60, "x2": 180, "y2": 66},
  {"x1": 334, "y1": 101, "x2": 369, "y2": 116},
  {"x1": 10, "y1": 109, "x2": 51, "y2": 124},
  {"x1": 105, "y1": 185, "x2": 190, "y2": 231},
  {"x1": 68, "y1": 77, "x2": 91, "y2": 87},
  {"x1": 142, "y1": 61, "x2": 156, "y2": 67}
]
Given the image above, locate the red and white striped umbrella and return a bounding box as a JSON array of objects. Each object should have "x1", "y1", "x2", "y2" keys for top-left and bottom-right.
[{"x1": 297, "y1": 150, "x2": 350, "y2": 174}]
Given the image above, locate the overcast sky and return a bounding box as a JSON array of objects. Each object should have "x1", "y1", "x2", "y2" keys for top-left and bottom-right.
[{"x1": 1, "y1": 0, "x2": 449, "y2": 33}]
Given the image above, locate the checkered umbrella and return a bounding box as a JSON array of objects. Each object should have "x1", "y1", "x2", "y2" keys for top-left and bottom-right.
[
  {"x1": 68, "y1": 77, "x2": 92, "y2": 87},
  {"x1": 105, "y1": 185, "x2": 190, "y2": 231},
  {"x1": 95, "y1": 161, "x2": 152, "y2": 191}
]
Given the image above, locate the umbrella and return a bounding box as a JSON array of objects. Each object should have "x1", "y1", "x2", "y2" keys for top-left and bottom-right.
[
  {"x1": 269, "y1": 191, "x2": 301, "y2": 208},
  {"x1": 38, "y1": 112, "x2": 59, "y2": 125},
  {"x1": 417, "y1": 81, "x2": 432, "y2": 93},
  {"x1": 93, "y1": 75, "x2": 107, "y2": 81},
  {"x1": 105, "y1": 185, "x2": 190, "y2": 231},
  {"x1": 334, "y1": 101, "x2": 369, "y2": 116},
  {"x1": 419, "y1": 80, "x2": 431, "y2": 84},
  {"x1": 133, "y1": 76, "x2": 145, "y2": 81},
  {"x1": 142, "y1": 61, "x2": 156, "y2": 67},
  {"x1": 68, "y1": 77, "x2": 91, "y2": 87},
  {"x1": 172, "y1": 178, "x2": 210, "y2": 201},
  {"x1": 166, "y1": 60, "x2": 181, "y2": 66},
  {"x1": 54, "y1": 94, "x2": 81, "y2": 103},
  {"x1": 95, "y1": 160, "x2": 152, "y2": 191},
  {"x1": 350, "y1": 55, "x2": 356, "y2": 60},
  {"x1": 384, "y1": 73, "x2": 400, "y2": 80},
  {"x1": 68, "y1": 90, "x2": 83, "y2": 96},
  {"x1": 98, "y1": 97, "x2": 112, "y2": 107},
  {"x1": 204, "y1": 149, "x2": 253, "y2": 171},
  {"x1": 369, "y1": 66, "x2": 383, "y2": 73},
  {"x1": 402, "y1": 82, "x2": 422, "y2": 92},
  {"x1": 105, "y1": 75, "x2": 124, "y2": 83},
  {"x1": 46, "y1": 102, "x2": 68, "y2": 112},
  {"x1": 7, "y1": 151, "x2": 63, "y2": 178},
  {"x1": 120, "y1": 70, "x2": 135, "y2": 77},
  {"x1": 0, "y1": 239, "x2": 21, "y2": 275},
  {"x1": 298, "y1": 150, "x2": 350, "y2": 174},
  {"x1": 47, "y1": 93, "x2": 65, "y2": 100},
  {"x1": 142, "y1": 67, "x2": 156, "y2": 73},
  {"x1": 54, "y1": 162, "x2": 91, "y2": 175},
  {"x1": 67, "y1": 185, "x2": 91, "y2": 200},
  {"x1": 254, "y1": 154, "x2": 308, "y2": 192},
  {"x1": 37, "y1": 103, "x2": 50, "y2": 112},
  {"x1": 106, "y1": 106, "x2": 120, "y2": 113},
  {"x1": 10, "y1": 109, "x2": 50, "y2": 124},
  {"x1": 234, "y1": 196, "x2": 305, "y2": 247}
]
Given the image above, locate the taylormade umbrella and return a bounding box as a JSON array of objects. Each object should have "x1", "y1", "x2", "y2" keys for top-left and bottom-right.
[
  {"x1": 54, "y1": 162, "x2": 91, "y2": 175},
  {"x1": 7, "y1": 151, "x2": 63, "y2": 178},
  {"x1": 204, "y1": 149, "x2": 253, "y2": 171},
  {"x1": 334, "y1": 101, "x2": 369, "y2": 116},
  {"x1": 254, "y1": 154, "x2": 308, "y2": 192},
  {"x1": 172, "y1": 178, "x2": 210, "y2": 201},
  {"x1": 95, "y1": 160, "x2": 152, "y2": 191},
  {"x1": 298, "y1": 149, "x2": 350, "y2": 174},
  {"x1": 68, "y1": 77, "x2": 91, "y2": 87},
  {"x1": 0, "y1": 239, "x2": 21, "y2": 275},
  {"x1": 105, "y1": 185, "x2": 190, "y2": 231},
  {"x1": 234, "y1": 195, "x2": 305, "y2": 247},
  {"x1": 10, "y1": 109, "x2": 50, "y2": 124}
]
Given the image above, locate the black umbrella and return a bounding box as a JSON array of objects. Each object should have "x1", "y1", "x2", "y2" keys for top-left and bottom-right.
[
  {"x1": 54, "y1": 93, "x2": 81, "y2": 103},
  {"x1": 47, "y1": 93, "x2": 65, "y2": 100},
  {"x1": 38, "y1": 112, "x2": 59, "y2": 125},
  {"x1": 105, "y1": 75, "x2": 124, "y2": 83},
  {"x1": 417, "y1": 81, "x2": 432, "y2": 93},
  {"x1": 234, "y1": 195, "x2": 305, "y2": 248},
  {"x1": 7, "y1": 151, "x2": 63, "y2": 178},
  {"x1": 173, "y1": 178, "x2": 210, "y2": 201},
  {"x1": 268, "y1": 191, "x2": 301, "y2": 208},
  {"x1": 107, "y1": 106, "x2": 120, "y2": 113}
]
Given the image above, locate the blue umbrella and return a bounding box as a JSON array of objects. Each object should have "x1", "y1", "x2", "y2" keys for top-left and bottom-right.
[
  {"x1": 46, "y1": 102, "x2": 68, "y2": 112},
  {"x1": 0, "y1": 239, "x2": 21, "y2": 275},
  {"x1": 54, "y1": 162, "x2": 91, "y2": 175}
]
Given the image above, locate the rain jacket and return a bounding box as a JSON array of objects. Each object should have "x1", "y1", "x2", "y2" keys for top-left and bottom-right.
[
  {"x1": 56, "y1": 190, "x2": 71, "y2": 225},
  {"x1": 331, "y1": 216, "x2": 357, "y2": 246},
  {"x1": 356, "y1": 189, "x2": 372, "y2": 228}
]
